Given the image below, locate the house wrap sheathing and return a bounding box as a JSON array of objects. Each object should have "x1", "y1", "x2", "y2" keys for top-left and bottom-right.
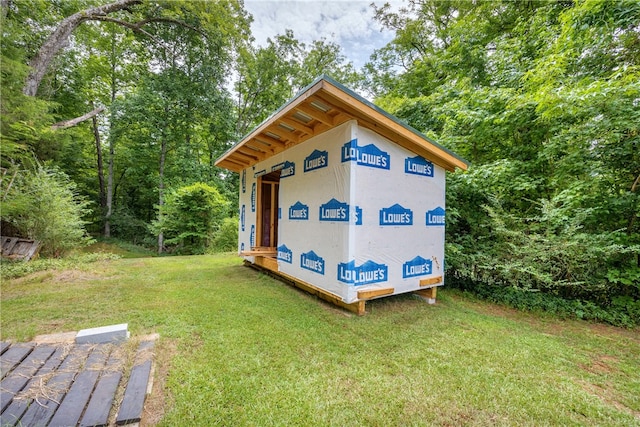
[{"x1": 216, "y1": 76, "x2": 468, "y2": 314}]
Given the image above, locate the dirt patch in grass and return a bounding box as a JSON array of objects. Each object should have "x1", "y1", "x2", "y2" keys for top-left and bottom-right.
[
  {"x1": 7, "y1": 270, "x2": 55, "y2": 286},
  {"x1": 581, "y1": 355, "x2": 620, "y2": 375},
  {"x1": 52, "y1": 270, "x2": 104, "y2": 283},
  {"x1": 8, "y1": 269, "x2": 103, "y2": 288},
  {"x1": 141, "y1": 338, "x2": 178, "y2": 426},
  {"x1": 577, "y1": 379, "x2": 640, "y2": 419}
]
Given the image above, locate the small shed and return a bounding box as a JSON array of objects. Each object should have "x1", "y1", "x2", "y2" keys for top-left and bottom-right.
[{"x1": 216, "y1": 76, "x2": 468, "y2": 314}]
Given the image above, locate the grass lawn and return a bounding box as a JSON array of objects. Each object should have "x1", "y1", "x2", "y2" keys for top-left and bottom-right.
[{"x1": 2, "y1": 253, "x2": 639, "y2": 426}]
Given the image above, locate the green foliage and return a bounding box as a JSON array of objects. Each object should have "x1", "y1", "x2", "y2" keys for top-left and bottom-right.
[
  {"x1": 212, "y1": 216, "x2": 239, "y2": 252},
  {"x1": 452, "y1": 282, "x2": 640, "y2": 328},
  {"x1": 1, "y1": 165, "x2": 94, "y2": 257},
  {"x1": 373, "y1": 0, "x2": 640, "y2": 311},
  {"x1": 108, "y1": 206, "x2": 153, "y2": 245},
  {"x1": 153, "y1": 182, "x2": 229, "y2": 254}
]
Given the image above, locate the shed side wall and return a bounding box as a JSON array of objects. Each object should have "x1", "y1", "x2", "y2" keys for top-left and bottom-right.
[{"x1": 349, "y1": 126, "x2": 446, "y2": 300}]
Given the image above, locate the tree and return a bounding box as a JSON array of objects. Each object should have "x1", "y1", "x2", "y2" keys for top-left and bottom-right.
[
  {"x1": 152, "y1": 182, "x2": 229, "y2": 254},
  {"x1": 370, "y1": 0, "x2": 640, "y2": 303},
  {"x1": 234, "y1": 30, "x2": 363, "y2": 135}
]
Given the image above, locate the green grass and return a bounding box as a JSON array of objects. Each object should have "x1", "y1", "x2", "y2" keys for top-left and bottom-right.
[
  {"x1": 79, "y1": 237, "x2": 158, "y2": 258},
  {"x1": 2, "y1": 254, "x2": 639, "y2": 426}
]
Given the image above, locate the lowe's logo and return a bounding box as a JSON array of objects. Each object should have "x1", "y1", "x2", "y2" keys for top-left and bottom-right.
[
  {"x1": 241, "y1": 170, "x2": 246, "y2": 193},
  {"x1": 403, "y1": 256, "x2": 433, "y2": 278},
  {"x1": 250, "y1": 225, "x2": 255, "y2": 247},
  {"x1": 405, "y1": 156, "x2": 434, "y2": 177},
  {"x1": 352, "y1": 206, "x2": 363, "y2": 225},
  {"x1": 319, "y1": 198, "x2": 349, "y2": 222},
  {"x1": 337, "y1": 260, "x2": 388, "y2": 286},
  {"x1": 280, "y1": 161, "x2": 295, "y2": 178},
  {"x1": 251, "y1": 183, "x2": 256, "y2": 212},
  {"x1": 289, "y1": 201, "x2": 309, "y2": 220},
  {"x1": 301, "y1": 250, "x2": 325, "y2": 275},
  {"x1": 241, "y1": 205, "x2": 245, "y2": 231},
  {"x1": 304, "y1": 149, "x2": 328, "y2": 172},
  {"x1": 277, "y1": 244, "x2": 293, "y2": 264},
  {"x1": 341, "y1": 139, "x2": 390, "y2": 170},
  {"x1": 426, "y1": 207, "x2": 446, "y2": 226},
  {"x1": 380, "y1": 204, "x2": 413, "y2": 226}
]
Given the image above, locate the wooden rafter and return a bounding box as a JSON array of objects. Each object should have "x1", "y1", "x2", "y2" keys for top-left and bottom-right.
[{"x1": 214, "y1": 76, "x2": 468, "y2": 173}]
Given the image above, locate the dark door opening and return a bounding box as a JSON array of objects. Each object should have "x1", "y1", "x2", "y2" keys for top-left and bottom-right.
[{"x1": 257, "y1": 170, "x2": 280, "y2": 248}]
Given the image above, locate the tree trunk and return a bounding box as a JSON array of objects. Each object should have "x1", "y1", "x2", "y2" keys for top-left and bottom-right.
[
  {"x1": 105, "y1": 135, "x2": 114, "y2": 238},
  {"x1": 23, "y1": 0, "x2": 141, "y2": 97},
  {"x1": 91, "y1": 108, "x2": 107, "y2": 215},
  {"x1": 104, "y1": 26, "x2": 120, "y2": 238},
  {"x1": 157, "y1": 133, "x2": 167, "y2": 254}
]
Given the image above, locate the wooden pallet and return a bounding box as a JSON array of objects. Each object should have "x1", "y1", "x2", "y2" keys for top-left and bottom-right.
[{"x1": 0, "y1": 236, "x2": 40, "y2": 261}]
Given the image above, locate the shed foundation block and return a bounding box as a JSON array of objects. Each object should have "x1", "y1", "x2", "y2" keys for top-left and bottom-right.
[{"x1": 414, "y1": 287, "x2": 438, "y2": 304}]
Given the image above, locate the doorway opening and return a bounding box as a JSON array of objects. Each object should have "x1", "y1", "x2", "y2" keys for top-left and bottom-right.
[{"x1": 257, "y1": 170, "x2": 280, "y2": 250}]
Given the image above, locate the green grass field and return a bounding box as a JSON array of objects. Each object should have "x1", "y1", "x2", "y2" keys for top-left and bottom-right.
[{"x1": 2, "y1": 253, "x2": 639, "y2": 426}]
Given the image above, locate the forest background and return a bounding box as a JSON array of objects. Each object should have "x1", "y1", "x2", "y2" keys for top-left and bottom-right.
[{"x1": 1, "y1": 0, "x2": 639, "y2": 325}]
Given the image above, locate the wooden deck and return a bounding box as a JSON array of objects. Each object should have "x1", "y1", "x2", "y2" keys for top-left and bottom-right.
[{"x1": 0, "y1": 335, "x2": 156, "y2": 426}]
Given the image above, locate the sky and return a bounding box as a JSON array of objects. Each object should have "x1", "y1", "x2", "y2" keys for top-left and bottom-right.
[{"x1": 243, "y1": 0, "x2": 403, "y2": 69}]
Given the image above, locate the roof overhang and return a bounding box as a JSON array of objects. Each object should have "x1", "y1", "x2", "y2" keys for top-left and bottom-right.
[{"x1": 215, "y1": 76, "x2": 469, "y2": 173}]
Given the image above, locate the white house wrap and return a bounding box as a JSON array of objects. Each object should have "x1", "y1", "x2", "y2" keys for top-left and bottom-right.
[{"x1": 217, "y1": 76, "x2": 468, "y2": 314}]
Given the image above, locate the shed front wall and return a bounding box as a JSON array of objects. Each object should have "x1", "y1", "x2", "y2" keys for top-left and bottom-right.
[{"x1": 238, "y1": 120, "x2": 446, "y2": 304}]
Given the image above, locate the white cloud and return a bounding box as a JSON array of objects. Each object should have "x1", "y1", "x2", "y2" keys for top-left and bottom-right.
[{"x1": 244, "y1": 0, "x2": 403, "y2": 69}]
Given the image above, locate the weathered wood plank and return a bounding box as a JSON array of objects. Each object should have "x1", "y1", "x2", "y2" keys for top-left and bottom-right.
[
  {"x1": 115, "y1": 359, "x2": 152, "y2": 425},
  {"x1": 0, "y1": 342, "x2": 10, "y2": 355},
  {"x1": 47, "y1": 346, "x2": 109, "y2": 427},
  {"x1": 0, "y1": 345, "x2": 55, "y2": 413},
  {"x1": 0, "y1": 346, "x2": 66, "y2": 426},
  {"x1": 18, "y1": 344, "x2": 91, "y2": 426},
  {"x1": 1, "y1": 236, "x2": 19, "y2": 255},
  {"x1": 0, "y1": 343, "x2": 34, "y2": 379},
  {"x1": 79, "y1": 351, "x2": 123, "y2": 427}
]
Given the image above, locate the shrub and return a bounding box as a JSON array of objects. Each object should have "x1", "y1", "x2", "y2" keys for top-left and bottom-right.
[
  {"x1": 212, "y1": 217, "x2": 238, "y2": 252},
  {"x1": 1, "y1": 165, "x2": 94, "y2": 257},
  {"x1": 152, "y1": 182, "x2": 229, "y2": 254}
]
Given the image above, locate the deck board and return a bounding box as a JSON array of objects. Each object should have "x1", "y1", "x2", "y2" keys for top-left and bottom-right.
[
  {"x1": 18, "y1": 344, "x2": 91, "y2": 426},
  {"x1": 48, "y1": 346, "x2": 109, "y2": 427},
  {"x1": 0, "y1": 343, "x2": 34, "y2": 379},
  {"x1": 0, "y1": 345, "x2": 55, "y2": 413},
  {"x1": 115, "y1": 340, "x2": 155, "y2": 425},
  {"x1": 0, "y1": 346, "x2": 67, "y2": 426},
  {"x1": 0, "y1": 335, "x2": 157, "y2": 426},
  {"x1": 79, "y1": 351, "x2": 124, "y2": 427}
]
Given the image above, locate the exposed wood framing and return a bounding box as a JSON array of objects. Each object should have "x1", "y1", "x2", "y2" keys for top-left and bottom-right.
[
  {"x1": 419, "y1": 276, "x2": 443, "y2": 287},
  {"x1": 246, "y1": 258, "x2": 366, "y2": 315},
  {"x1": 240, "y1": 247, "x2": 277, "y2": 257},
  {"x1": 357, "y1": 287, "x2": 395, "y2": 300},
  {"x1": 215, "y1": 76, "x2": 468, "y2": 173}
]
